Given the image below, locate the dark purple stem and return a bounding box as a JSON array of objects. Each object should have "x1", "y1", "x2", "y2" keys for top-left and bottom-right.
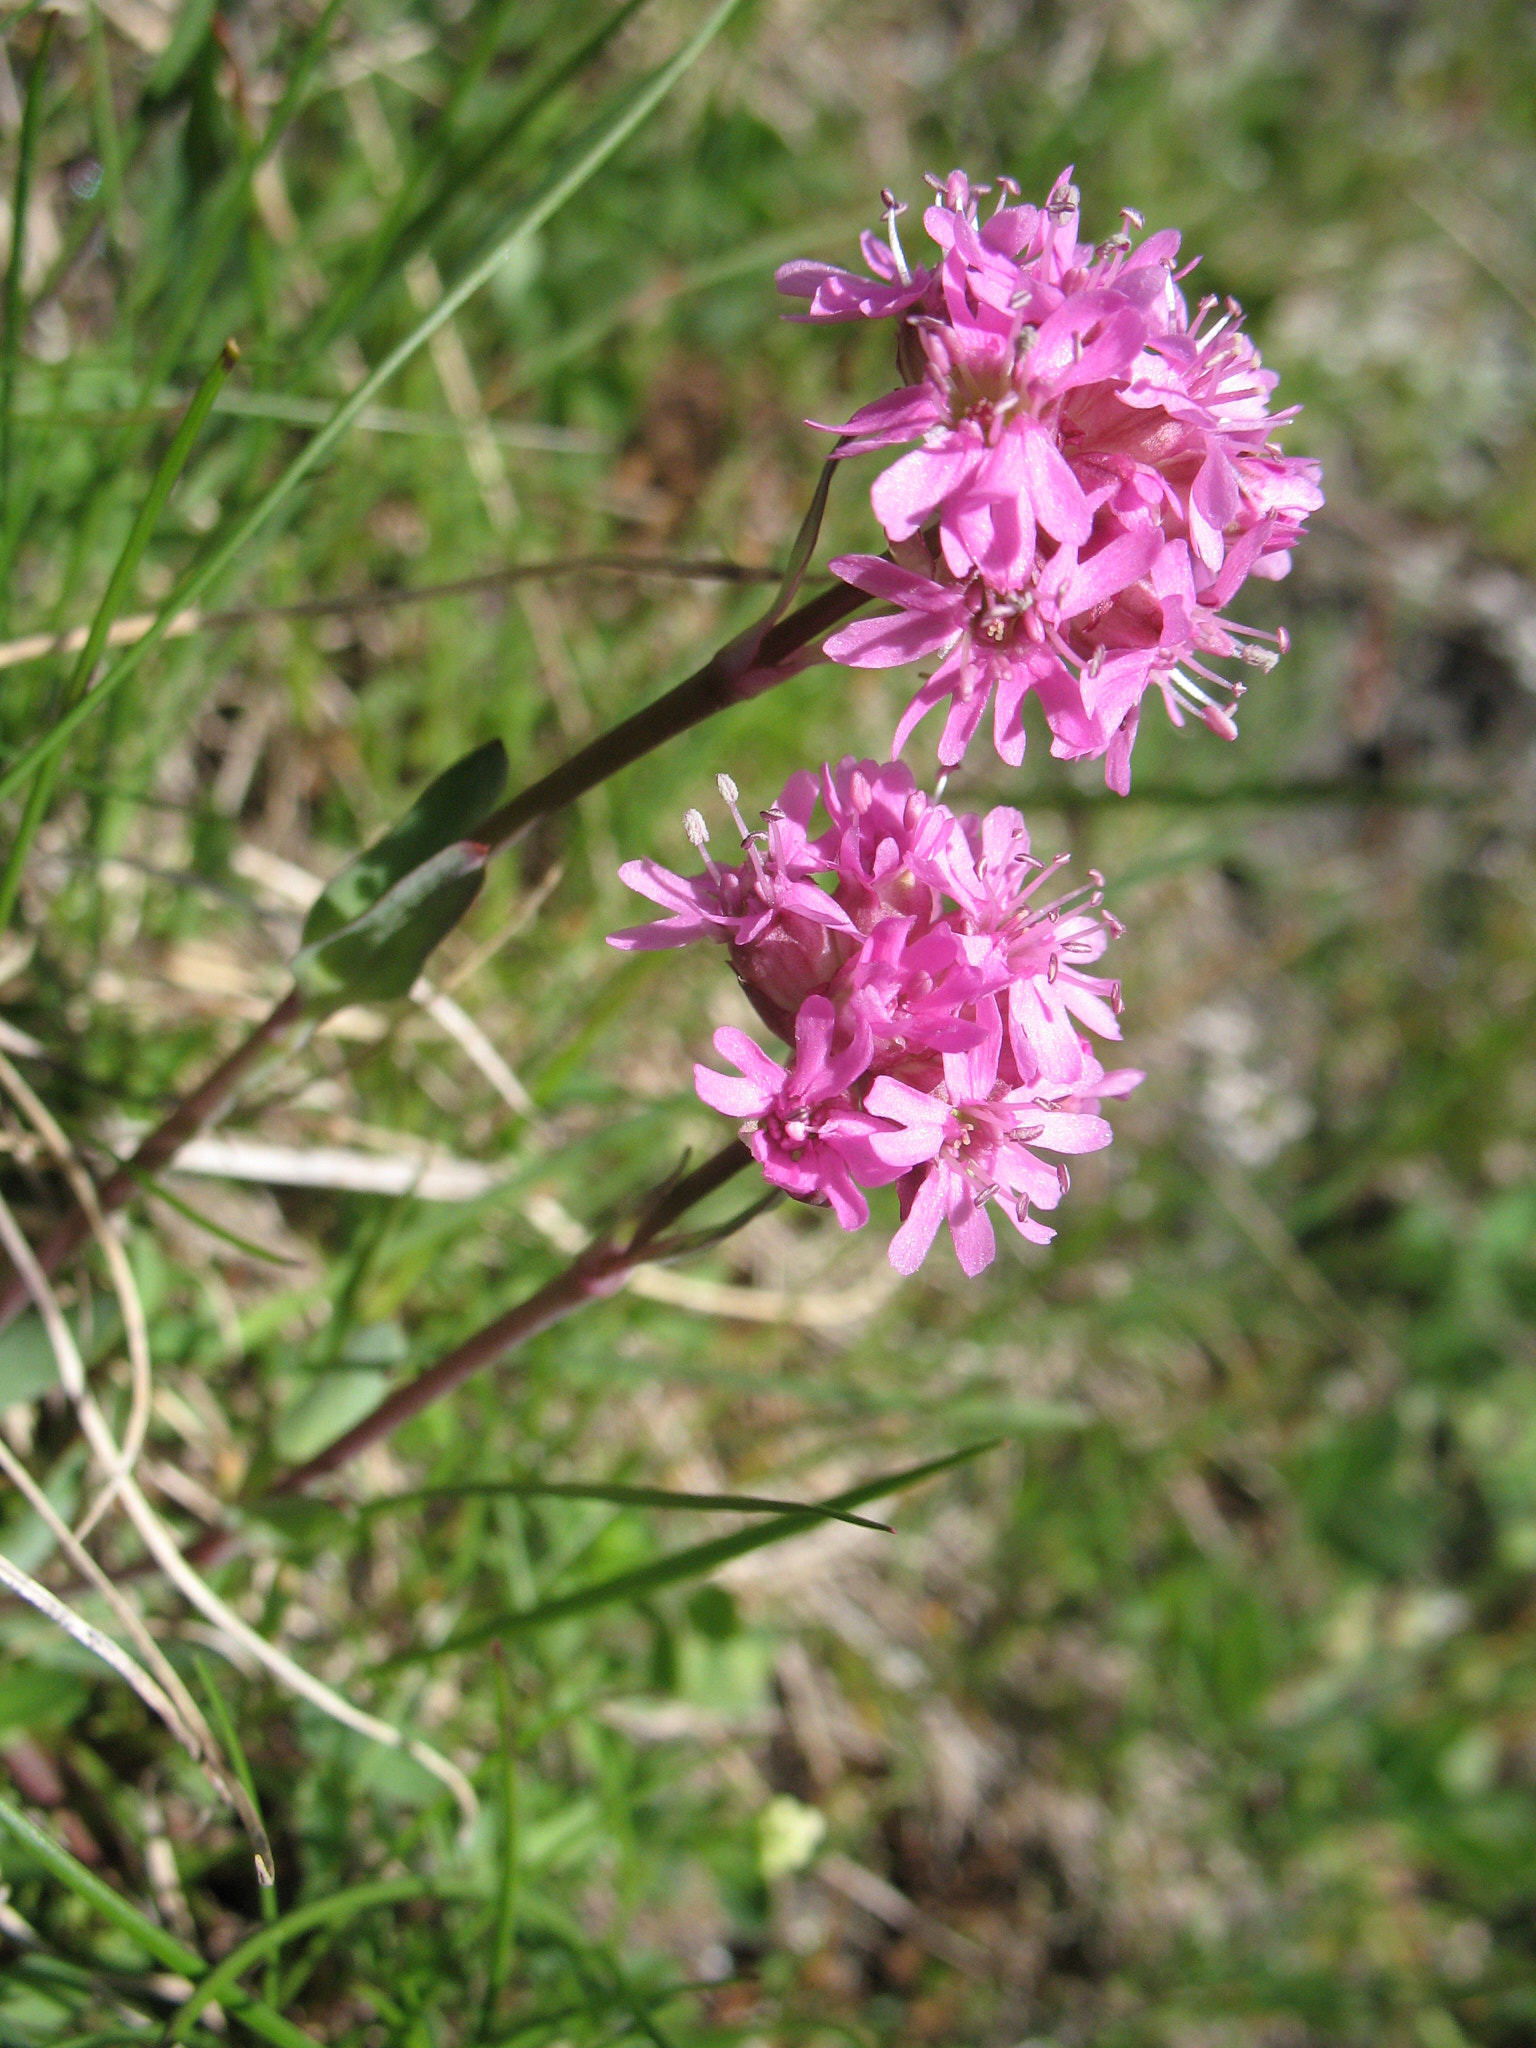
[{"x1": 177, "y1": 1140, "x2": 753, "y2": 1569}]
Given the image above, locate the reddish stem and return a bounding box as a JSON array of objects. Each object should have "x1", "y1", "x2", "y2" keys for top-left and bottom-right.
[
  {"x1": 0, "y1": 570, "x2": 865, "y2": 1335},
  {"x1": 181, "y1": 1139, "x2": 752, "y2": 1570}
]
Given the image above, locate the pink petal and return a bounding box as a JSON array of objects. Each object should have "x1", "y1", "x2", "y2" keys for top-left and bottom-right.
[
  {"x1": 824, "y1": 612, "x2": 960, "y2": 670},
  {"x1": 821, "y1": 1162, "x2": 870, "y2": 1231},
  {"x1": 1022, "y1": 430, "x2": 1092, "y2": 544},
  {"x1": 711, "y1": 1028, "x2": 787, "y2": 1095},
  {"x1": 864, "y1": 1074, "x2": 953, "y2": 1135},
  {"x1": 887, "y1": 1167, "x2": 948, "y2": 1274},
  {"x1": 871, "y1": 445, "x2": 980, "y2": 542},
  {"x1": 1025, "y1": 1110, "x2": 1114, "y2": 1154},
  {"x1": 828, "y1": 555, "x2": 963, "y2": 612},
  {"x1": 1189, "y1": 445, "x2": 1240, "y2": 571},
  {"x1": 945, "y1": 1178, "x2": 997, "y2": 1276},
  {"x1": 1055, "y1": 527, "x2": 1163, "y2": 622},
  {"x1": 693, "y1": 1064, "x2": 771, "y2": 1117}
]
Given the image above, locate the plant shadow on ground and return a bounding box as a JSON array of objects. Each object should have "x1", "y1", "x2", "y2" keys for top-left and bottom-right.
[{"x1": 1, "y1": 2, "x2": 1535, "y2": 2044}]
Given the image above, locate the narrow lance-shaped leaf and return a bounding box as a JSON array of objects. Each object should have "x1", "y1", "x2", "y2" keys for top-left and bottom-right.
[
  {"x1": 395, "y1": 1441, "x2": 1001, "y2": 1660},
  {"x1": 356, "y1": 1478, "x2": 893, "y2": 1532}
]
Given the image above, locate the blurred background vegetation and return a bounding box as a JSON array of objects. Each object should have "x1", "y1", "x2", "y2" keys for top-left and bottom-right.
[{"x1": 1, "y1": 0, "x2": 1535, "y2": 2042}]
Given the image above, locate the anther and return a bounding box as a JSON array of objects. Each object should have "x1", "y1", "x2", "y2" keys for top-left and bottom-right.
[
  {"x1": 684, "y1": 807, "x2": 723, "y2": 882},
  {"x1": 993, "y1": 175, "x2": 1021, "y2": 213},
  {"x1": 1057, "y1": 1163, "x2": 1072, "y2": 1197},
  {"x1": 1047, "y1": 953, "x2": 1059, "y2": 984},
  {"x1": 1110, "y1": 981, "x2": 1124, "y2": 1013},
  {"x1": 1121, "y1": 206, "x2": 1144, "y2": 232},
  {"x1": 716, "y1": 770, "x2": 756, "y2": 846}
]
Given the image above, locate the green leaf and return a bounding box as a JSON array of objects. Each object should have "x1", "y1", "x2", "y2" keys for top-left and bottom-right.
[
  {"x1": 300, "y1": 739, "x2": 508, "y2": 950},
  {"x1": 356, "y1": 1478, "x2": 892, "y2": 1532},
  {"x1": 292, "y1": 840, "x2": 488, "y2": 1013},
  {"x1": 396, "y1": 1441, "x2": 1001, "y2": 1661}
]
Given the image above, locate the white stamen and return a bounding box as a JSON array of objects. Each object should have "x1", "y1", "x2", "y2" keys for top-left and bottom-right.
[{"x1": 880, "y1": 188, "x2": 912, "y2": 287}]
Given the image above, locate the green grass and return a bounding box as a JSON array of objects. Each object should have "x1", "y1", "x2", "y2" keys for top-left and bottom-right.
[{"x1": 1, "y1": 2, "x2": 1535, "y2": 2045}]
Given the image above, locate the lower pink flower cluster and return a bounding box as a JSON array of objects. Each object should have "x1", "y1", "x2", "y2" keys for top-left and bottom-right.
[{"x1": 610, "y1": 761, "x2": 1140, "y2": 1276}]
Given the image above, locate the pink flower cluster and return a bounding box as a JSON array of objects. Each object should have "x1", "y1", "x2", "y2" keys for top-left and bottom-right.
[
  {"x1": 610, "y1": 763, "x2": 1140, "y2": 1276},
  {"x1": 779, "y1": 169, "x2": 1323, "y2": 790}
]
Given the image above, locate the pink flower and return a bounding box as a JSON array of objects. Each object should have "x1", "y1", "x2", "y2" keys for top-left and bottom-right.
[
  {"x1": 611, "y1": 774, "x2": 860, "y2": 1039},
  {"x1": 693, "y1": 999, "x2": 897, "y2": 1229},
  {"x1": 787, "y1": 167, "x2": 1321, "y2": 786},
  {"x1": 864, "y1": 999, "x2": 1114, "y2": 1276},
  {"x1": 612, "y1": 762, "x2": 1140, "y2": 1276}
]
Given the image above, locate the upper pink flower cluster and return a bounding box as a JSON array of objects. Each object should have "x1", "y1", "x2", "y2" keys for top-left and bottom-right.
[
  {"x1": 779, "y1": 169, "x2": 1323, "y2": 790},
  {"x1": 610, "y1": 762, "x2": 1139, "y2": 1276}
]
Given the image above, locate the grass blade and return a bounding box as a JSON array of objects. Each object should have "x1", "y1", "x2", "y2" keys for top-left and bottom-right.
[
  {"x1": 163, "y1": 1876, "x2": 479, "y2": 2042},
  {"x1": 305, "y1": 0, "x2": 647, "y2": 362},
  {"x1": 402, "y1": 1442, "x2": 1001, "y2": 1661},
  {"x1": 356, "y1": 1478, "x2": 893, "y2": 1532},
  {"x1": 123, "y1": 1165, "x2": 300, "y2": 1267},
  {"x1": 0, "y1": 0, "x2": 749, "y2": 813},
  {"x1": 86, "y1": 5, "x2": 126, "y2": 247},
  {"x1": 194, "y1": 1656, "x2": 279, "y2": 2000},
  {"x1": 0, "y1": 1794, "x2": 314, "y2": 2048},
  {"x1": 480, "y1": 1650, "x2": 520, "y2": 2035},
  {"x1": 0, "y1": 340, "x2": 239, "y2": 928},
  {"x1": 0, "y1": 14, "x2": 54, "y2": 575}
]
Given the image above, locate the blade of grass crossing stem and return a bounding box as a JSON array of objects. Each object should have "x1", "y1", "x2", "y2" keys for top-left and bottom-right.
[
  {"x1": 0, "y1": 0, "x2": 748, "y2": 811},
  {"x1": 408, "y1": 1442, "x2": 1001, "y2": 1661},
  {"x1": 164, "y1": 1877, "x2": 481, "y2": 2043},
  {"x1": 481, "y1": 1650, "x2": 520, "y2": 2037},
  {"x1": 136, "y1": 0, "x2": 344, "y2": 399},
  {"x1": 194, "y1": 1656, "x2": 279, "y2": 2003},
  {"x1": 125, "y1": 1165, "x2": 301, "y2": 1267},
  {"x1": 0, "y1": 342, "x2": 239, "y2": 929},
  {"x1": 0, "y1": 15, "x2": 55, "y2": 591},
  {"x1": 0, "y1": 1794, "x2": 317, "y2": 2048},
  {"x1": 358, "y1": 1480, "x2": 892, "y2": 1531}
]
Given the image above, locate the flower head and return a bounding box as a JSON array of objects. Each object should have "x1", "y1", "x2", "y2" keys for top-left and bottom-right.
[
  {"x1": 612, "y1": 761, "x2": 1139, "y2": 1276},
  {"x1": 787, "y1": 168, "x2": 1322, "y2": 789}
]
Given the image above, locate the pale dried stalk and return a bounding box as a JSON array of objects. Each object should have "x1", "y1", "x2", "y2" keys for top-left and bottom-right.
[
  {"x1": 0, "y1": 1429, "x2": 273, "y2": 1880},
  {"x1": 0, "y1": 1552, "x2": 207, "y2": 1757},
  {"x1": 0, "y1": 1050, "x2": 153, "y2": 1537},
  {"x1": 0, "y1": 1188, "x2": 478, "y2": 1830}
]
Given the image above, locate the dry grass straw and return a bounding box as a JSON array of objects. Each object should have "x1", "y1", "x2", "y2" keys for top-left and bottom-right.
[{"x1": 0, "y1": 1054, "x2": 478, "y2": 1841}]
